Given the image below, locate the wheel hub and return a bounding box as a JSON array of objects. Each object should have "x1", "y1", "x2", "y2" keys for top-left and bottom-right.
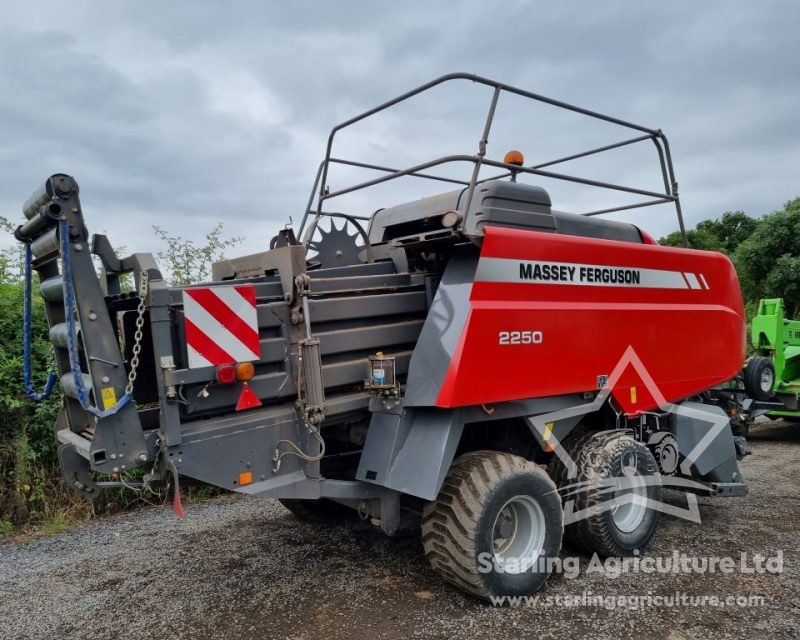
[
  {"x1": 610, "y1": 469, "x2": 648, "y2": 533},
  {"x1": 760, "y1": 368, "x2": 774, "y2": 392},
  {"x1": 491, "y1": 495, "x2": 546, "y2": 573}
]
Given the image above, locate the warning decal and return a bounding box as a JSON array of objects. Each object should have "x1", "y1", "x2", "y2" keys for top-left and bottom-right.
[{"x1": 182, "y1": 285, "x2": 260, "y2": 368}]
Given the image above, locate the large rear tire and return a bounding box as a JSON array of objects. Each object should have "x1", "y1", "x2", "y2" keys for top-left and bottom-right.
[
  {"x1": 421, "y1": 450, "x2": 563, "y2": 601},
  {"x1": 744, "y1": 356, "x2": 776, "y2": 401},
  {"x1": 548, "y1": 431, "x2": 662, "y2": 557}
]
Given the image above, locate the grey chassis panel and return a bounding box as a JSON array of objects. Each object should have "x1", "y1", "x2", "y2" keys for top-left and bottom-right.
[
  {"x1": 176, "y1": 405, "x2": 307, "y2": 493},
  {"x1": 403, "y1": 254, "x2": 477, "y2": 407},
  {"x1": 174, "y1": 392, "x2": 372, "y2": 493},
  {"x1": 671, "y1": 400, "x2": 744, "y2": 485},
  {"x1": 357, "y1": 393, "x2": 589, "y2": 501},
  {"x1": 356, "y1": 406, "x2": 463, "y2": 501},
  {"x1": 239, "y1": 477, "x2": 393, "y2": 500}
]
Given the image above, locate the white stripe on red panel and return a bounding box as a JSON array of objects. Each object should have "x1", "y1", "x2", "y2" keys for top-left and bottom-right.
[
  {"x1": 182, "y1": 285, "x2": 260, "y2": 368},
  {"x1": 683, "y1": 273, "x2": 701, "y2": 290}
]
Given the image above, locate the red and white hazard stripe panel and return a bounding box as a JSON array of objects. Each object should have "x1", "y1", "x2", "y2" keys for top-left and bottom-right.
[{"x1": 182, "y1": 285, "x2": 260, "y2": 368}]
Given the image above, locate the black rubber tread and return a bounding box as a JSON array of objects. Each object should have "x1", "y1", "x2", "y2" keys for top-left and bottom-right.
[
  {"x1": 546, "y1": 429, "x2": 595, "y2": 549},
  {"x1": 570, "y1": 434, "x2": 661, "y2": 557},
  {"x1": 744, "y1": 356, "x2": 776, "y2": 402},
  {"x1": 421, "y1": 450, "x2": 563, "y2": 601},
  {"x1": 278, "y1": 498, "x2": 357, "y2": 524},
  {"x1": 549, "y1": 431, "x2": 662, "y2": 557}
]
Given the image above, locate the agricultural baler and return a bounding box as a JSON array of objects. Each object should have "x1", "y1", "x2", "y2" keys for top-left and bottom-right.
[{"x1": 13, "y1": 74, "x2": 749, "y2": 600}]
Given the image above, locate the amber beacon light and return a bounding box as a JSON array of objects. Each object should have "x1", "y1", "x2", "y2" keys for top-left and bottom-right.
[{"x1": 503, "y1": 149, "x2": 525, "y2": 166}]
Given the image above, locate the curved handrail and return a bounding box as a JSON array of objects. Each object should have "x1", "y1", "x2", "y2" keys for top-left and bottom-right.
[{"x1": 304, "y1": 73, "x2": 687, "y2": 246}]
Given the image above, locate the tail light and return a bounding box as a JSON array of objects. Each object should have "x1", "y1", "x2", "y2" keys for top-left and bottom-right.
[
  {"x1": 236, "y1": 362, "x2": 255, "y2": 381},
  {"x1": 216, "y1": 363, "x2": 236, "y2": 384}
]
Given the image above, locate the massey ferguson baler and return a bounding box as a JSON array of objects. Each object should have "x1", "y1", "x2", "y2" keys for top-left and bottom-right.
[{"x1": 14, "y1": 74, "x2": 749, "y2": 600}]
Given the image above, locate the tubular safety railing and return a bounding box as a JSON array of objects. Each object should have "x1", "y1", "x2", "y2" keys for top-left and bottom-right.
[{"x1": 299, "y1": 73, "x2": 687, "y2": 247}]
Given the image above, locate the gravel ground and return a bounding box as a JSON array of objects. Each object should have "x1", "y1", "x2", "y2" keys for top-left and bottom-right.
[{"x1": 1, "y1": 420, "x2": 799, "y2": 640}]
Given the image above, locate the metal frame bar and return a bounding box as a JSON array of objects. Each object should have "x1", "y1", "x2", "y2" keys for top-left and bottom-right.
[
  {"x1": 583, "y1": 197, "x2": 673, "y2": 217},
  {"x1": 298, "y1": 158, "x2": 470, "y2": 233},
  {"x1": 481, "y1": 132, "x2": 654, "y2": 181},
  {"x1": 300, "y1": 73, "x2": 687, "y2": 246},
  {"x1": 331, "y1": 157, "x2": 471, "y2": 188},
  {"x1": 322, "y1": 155, "x2": 675, "y2": 203}
]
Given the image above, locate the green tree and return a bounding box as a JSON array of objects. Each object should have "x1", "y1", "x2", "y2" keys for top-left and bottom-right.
[
  {"x1": 0, "y1": 216, "x2": 24, "y2": 284},
  {"x1": 0, "y1": 274, "x2": 61, "y2": 525},
  {"x1": 659, "y1": 228, "x2": 724, "y2": 251},
  {"x1": 152, "y1": 223, "x2": 243, "y2": 286},
  {"x1": 734, "y1": 198, "x2": 800, "y2": 316},
  {"x1": 659, "y1": 210, "x2": 759, "y2": 253},
  {"x1": 696, "y1": 211, "x2": 760, "y2": 254}
]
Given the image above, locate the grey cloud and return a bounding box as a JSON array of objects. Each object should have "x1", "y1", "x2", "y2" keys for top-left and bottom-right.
[{"x1": 0, "y1": 0, "x2": 797, "y2": 258}]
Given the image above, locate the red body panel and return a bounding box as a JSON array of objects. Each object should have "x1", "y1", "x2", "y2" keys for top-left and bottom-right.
[{"x1": 436, "y1": 227, "x2": 746, "y2": 413}]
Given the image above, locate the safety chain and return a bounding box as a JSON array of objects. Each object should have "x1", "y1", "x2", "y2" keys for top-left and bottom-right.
[{"x1": 125, "y1": 272, "x2": 149, "y2": 396}]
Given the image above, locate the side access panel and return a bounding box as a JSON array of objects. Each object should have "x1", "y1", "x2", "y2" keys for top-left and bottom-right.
[
  {"x1": 403, "y1": 255, "x2": 476, "y2": 407},
  {"x1": 437, "y1": 226, "x2": 746, "y2": 413},
  {"x1": 672, "y1": 400, "x2": 744, "y2": 486}
]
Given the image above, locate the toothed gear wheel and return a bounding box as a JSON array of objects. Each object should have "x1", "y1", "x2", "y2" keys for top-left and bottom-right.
[{"x1": 306, "y1": 218, "x2": 365, "y2": 267}]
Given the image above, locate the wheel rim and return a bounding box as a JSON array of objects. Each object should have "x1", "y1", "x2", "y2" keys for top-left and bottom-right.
[
  {"x1": 492, "y1": 495, "x2": 546, "y2": 573},
  {"x1": 610, "y1": 451, "x2": 648, "y2": 533},
  {"x1": 760, "y1": 367, "x2": 774, "y2": 392}
]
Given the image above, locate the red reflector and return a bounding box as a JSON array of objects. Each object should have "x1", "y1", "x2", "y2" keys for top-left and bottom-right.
[
  {"x1": 216, "y1": 363, "x2": 236, "y2": 384},
  {"x1": 236, "y1": 382, "x2": 262, "y2": 411}
]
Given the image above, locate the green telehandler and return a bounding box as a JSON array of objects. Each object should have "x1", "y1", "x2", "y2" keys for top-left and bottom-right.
[{"x1": 744, "y1": 298, "x2": 800, "y2": 421}]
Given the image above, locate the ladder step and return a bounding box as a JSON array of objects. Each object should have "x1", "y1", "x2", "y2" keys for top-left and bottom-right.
[
  {"x1": 60, "y1": 373, "x2": 93, "y2": 401},
  {"x1": 40, "y1": 275, "x2": 64, "y2": 302},
  {"x1": 49, "y1": 322, "x2": 80, "y2": 349}
]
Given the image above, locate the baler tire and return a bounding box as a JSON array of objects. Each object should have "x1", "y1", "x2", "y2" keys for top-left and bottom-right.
[
  {"x1": 546, "y1": 429, "x2": 595, "y2": 549},
  {"x1": 744, "y1": 357, "x2": 776, "y2": 402},
  {"x1": 550, "y1": 432, "x2": 662, "y2": 558},
  {"x1": 278, "y1": 498, "x2": 357, "y2": 524},
  {"x1": 421, "y1": 450, "x2": 563, "y2": 601}
]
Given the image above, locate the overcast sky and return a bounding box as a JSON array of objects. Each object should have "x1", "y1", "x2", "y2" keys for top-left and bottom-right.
[{"x1": 1, "y1": 1, "x2": 798, "y2": 258}]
